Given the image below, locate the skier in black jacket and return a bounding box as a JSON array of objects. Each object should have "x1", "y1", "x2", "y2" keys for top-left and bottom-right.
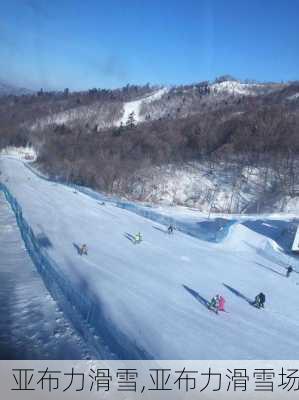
[
  {"x1": 286, "y1": 265, "x2": 293, "y2": 278},
  {"x1": 168, "y1": 225, "x2": 174, "y2": 234},
  {"x1": 253, "y1": 292, "x2": 266, "y2": 308}
]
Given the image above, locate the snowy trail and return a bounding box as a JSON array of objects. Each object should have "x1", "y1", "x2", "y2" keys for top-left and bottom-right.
[
  {"x1": 1, "y1": 157, "x2": 299, "y2": 359},
  {"x1": 0, "y1": 193, "x2": 94, "y2": 359}
]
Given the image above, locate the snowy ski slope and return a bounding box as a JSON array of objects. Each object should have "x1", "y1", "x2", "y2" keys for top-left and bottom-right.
[
  {"x1": 1, "y1": 156, "x2": 299, "y2": 359},
  {"x1": 0, "y1": 193, "x2": 93, "y2": 359}
]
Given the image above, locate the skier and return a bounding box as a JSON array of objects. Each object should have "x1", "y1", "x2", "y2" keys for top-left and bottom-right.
[
  {"x1": 208, "y1": 295, "x2": 220, "y2": 314},
  {"x1": 79, "y1": 244, "x2": 88, "y2": 256},
  {"x1": 253, "y1": 292, "x2": 265, "y2": 309},
  {"x1": 286, "y1": 265, "x2": 293, "y2": 278},
  {"x1": 134, "y1": 232, "x2": 143, "y2": 244},
  {"x1": 168, "y1": 225, "x2": 174, "y2": 234},
  {"x1": 218, "y1": 295, "x2": 226, "y2": 312},
  {"x1": 259, "y1": 293, "x2": 266, "y2": 308}
]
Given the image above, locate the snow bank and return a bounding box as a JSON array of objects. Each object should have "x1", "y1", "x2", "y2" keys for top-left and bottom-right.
[
  {"x1": 223, "y1": 224, "x2": 267, "y2": 249},
  {"x1": 221, "y1": 223, "x2": 284, "y2": 256}
]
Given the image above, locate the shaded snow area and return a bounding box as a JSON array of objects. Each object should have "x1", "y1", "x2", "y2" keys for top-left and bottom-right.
[
  {"x1": 1, "y1": 157, "x2": 299, "y2": 359},
  {"x1": 118, "y1": 87, "x2": 168, "y2": 126},
  {"x1": 0, "y1": 193, "x2": 93, "y2": 359}
]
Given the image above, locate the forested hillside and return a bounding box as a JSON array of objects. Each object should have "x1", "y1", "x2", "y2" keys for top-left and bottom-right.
[{"x1": 1, "y1": 78, "x2": 299, "y2": 212}]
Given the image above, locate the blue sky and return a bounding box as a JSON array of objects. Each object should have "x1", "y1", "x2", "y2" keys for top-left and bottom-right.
[{"x1": 1, "y1": 0, "x2": 298, "y2": 90}]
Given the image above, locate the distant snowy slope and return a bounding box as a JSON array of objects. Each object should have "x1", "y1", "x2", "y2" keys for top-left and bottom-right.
[
  {"x1": 118, "y1": 87, "x2": 168, "y2": 126},
  {"x1": 210, "y1": 80, "x2": 279, "y2": 96},
  {"x1": 1, "y1": 157, "x2": 299, "y2": 359},
  {"x1": 30, "y1": 101, "x2": 122, "y2": 131},
  {"x1": 211, "y1": 80, "x2": 257, "y2": 95}
]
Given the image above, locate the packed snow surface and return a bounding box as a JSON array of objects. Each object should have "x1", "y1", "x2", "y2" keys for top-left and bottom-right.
[
  {"x1": 1, "y1": 157, "x2": 299, "y2": 359},
  {"x1": 0, "y1": 193, "x2": 93, "y2": 359}
]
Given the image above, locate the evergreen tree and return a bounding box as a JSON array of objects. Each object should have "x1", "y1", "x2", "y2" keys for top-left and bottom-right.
[{"x1": 126, "y1": 111, "x2": 136, "y2": 128}]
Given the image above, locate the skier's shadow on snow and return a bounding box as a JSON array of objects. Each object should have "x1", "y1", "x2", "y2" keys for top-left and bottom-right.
[
  {"x1": 124, "y1": 233, "x2": 136, "y2": 243},
  {"x1": 36, "y1": 233, "x2": 52, "y2": 248},
  {"x1": 153, "y1": 226, "x2": 168, "y2": 234},
  {"x1": 255, "y1": 262, "x2": 286, "y2": 277},
  {"x1": 183, "y1": 285, "x2": 210, "y2": 309},
  {"x1": 73, "y1": 243, "x2": 82, "y2": 254},
  {"x1": 223, "y1": 284, "x2": 253, "y2": 305}
]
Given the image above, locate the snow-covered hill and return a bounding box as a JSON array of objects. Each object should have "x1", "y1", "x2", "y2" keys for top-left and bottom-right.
[
  {"x1": 30, "y1": 100, "x2": 123, "y2": 132},
  {"x1": 1, "y1": 156, "x2": 299, "y2": 359},
  {"x1": 211, "y1": 80, "x2": 259, "y2": 96},
  {"x1": 0, "y1": 81, "x2": 32, "y2": 96},
  {"x1": 118, "y1": 87, "x2": 168, "y2": 126},
  {"x1": 28, "y1": 88, "x2": 168, "y2": 132},
  {"x1": 210, "y1": 80, "x2": 281, "y2": 96},
  {"x1": 118, "y1": 162, "x2": 299, "y2": 214},
  {"x1": 25, "y1": 80, "x2": 292, "y2": 133}
]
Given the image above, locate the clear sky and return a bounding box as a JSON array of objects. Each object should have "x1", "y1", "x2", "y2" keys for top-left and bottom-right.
[{"x1": 1, "y1": 0, "x2": 298, "y2": 90}]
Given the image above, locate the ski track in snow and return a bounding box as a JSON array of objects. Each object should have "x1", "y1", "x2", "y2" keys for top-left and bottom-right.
[
  {"x1": 0, "y1": 193, "x2": 94, "y2": 359},
  {"x1": 1, "y1": 156, "x2": 299, "y2": 359}
]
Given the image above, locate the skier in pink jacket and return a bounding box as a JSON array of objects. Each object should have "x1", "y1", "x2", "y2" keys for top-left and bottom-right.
[{"x1": 218, "y1": 295, "x2": 226, "y2": 312}]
